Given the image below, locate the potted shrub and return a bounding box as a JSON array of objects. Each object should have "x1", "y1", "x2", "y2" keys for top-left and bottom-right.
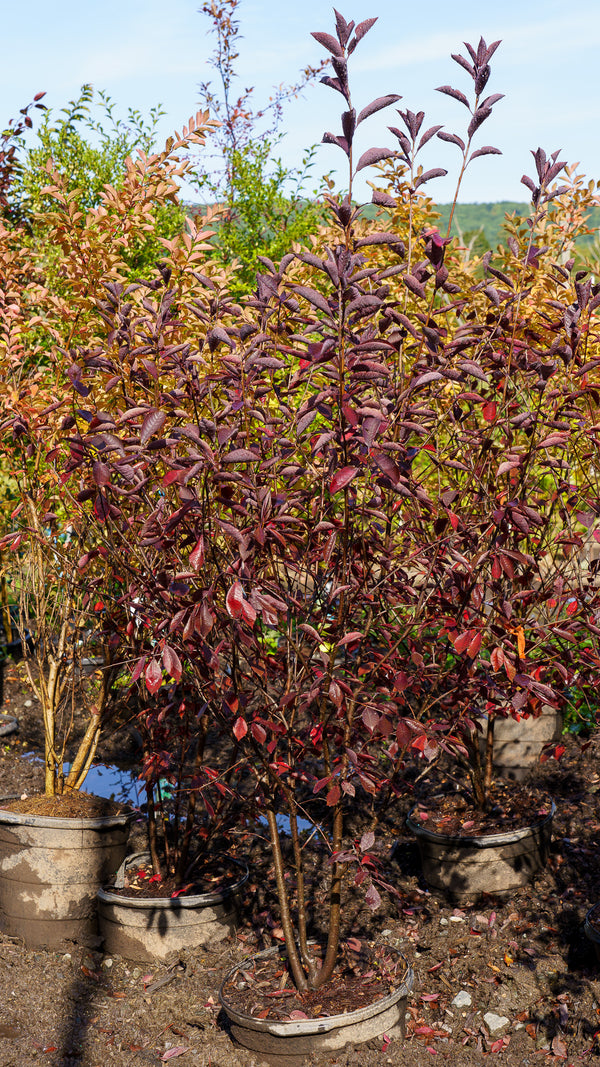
[
  {"x1": 0, "y1": 106, "x2": 218, "y2": 947},
  {"x1": 50, "y1": 10, "x2": 444, "y2": 1051},
  {"x1": 382, "y1": 113, "x2": 600, "y2": 894}
]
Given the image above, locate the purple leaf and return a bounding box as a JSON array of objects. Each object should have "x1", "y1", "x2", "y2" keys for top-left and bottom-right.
[
  {"x1": 452, "y1": 52, "x2": 475, "y2": 77},
  {"x1": 467, "y1": 107, "x2": 492, "y2": 138},
  {"x1": 417, "y1": 124, "x2": 444, "y2": 150},
  {"x1": 291, "y1": 285, "x2": 331, "y2": 316},
  {"x1": 352, "y1": 16, "x2": 377, "y2": 44},
  {"x1": 371, "y1": 189, "x2": 396, "y2": 208},
  {"x1": 469, "y1": 146, "x2": 502, "y2": 161},
  {"x1": 322, "y1": 131, "x2": 349, "y2": 155},
  {"x1": 356, "y1": 94, "x2": 402, "y2": 126},
  {"x1": 320, "y1": 75, "x2": 347, "y2": 98},
  {"x1": 414, "y1": 167, "x2": 448, "y2": 189},
  {"x1": 355, "y1": 147, "x2": 396, "y2": 173},
  {"x1": 222, "y1": 449, "x2": 260, "y2": 463},
  {"x1": 333, "y1": 9, "x2": 354, "y2": 46},
  {"x1": 437, "y1": 131, "x2": 465, "y2": 151},
  {"x1": 436, "y1": 85, "x2": 470, "y2": 108},
  {"x1": 360, "y1": 830, "x2": 375, "y2": 852},
  {"x1": 140, "y1": 410, "x2": 166, "y2": 445},
  {"x1": 311, "y1": 31, "x2": 344, "y2": 57},
  {"x1": 365, "y1": 884, "x2": 382, "y2": 910}
]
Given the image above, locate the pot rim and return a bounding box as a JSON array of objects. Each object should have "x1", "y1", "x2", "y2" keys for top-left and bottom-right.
[
  {"x1": 0, "y1": 793, "x2": 133, "y2": 830},
  {"x1": 219, "y1": 941, "x2": 413, "y2": 1037},
  {"x1": 406, "y1": 800, "x2": 556, "y2": 848},
  {"x1": 584, "y1": 902, "x2": 600, "y2": 943},
  {"x1": 98, "y1": 851, "x2": 249, "y2": 909}
]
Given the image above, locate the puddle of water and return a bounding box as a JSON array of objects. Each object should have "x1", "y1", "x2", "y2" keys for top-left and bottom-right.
[
  {"x1": 22, "y1": 753, "x2": 142, "y2": 807},
  {"x1": 78, "y1": 763, "x2": 143, "y2": 806}
]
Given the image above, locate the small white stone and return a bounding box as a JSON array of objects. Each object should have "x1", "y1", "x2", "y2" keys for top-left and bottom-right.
[
  {"x1": 439, "y1": 917, "x2": 448, "y2": 926},
  {"x1": 449, "y1": 915, "x2": 464, "y2": 923},
  {"x1": 452, "y1": 991, "x2": 472, "y2": 1009},
  {"x1": 101, "y1": 958, "x2": 113, "y2": 970},
  {"x1": 483, "y1": 1011, "x2": 510, "y2": 1036},
  {"x1": 24, "y1": 700, "x2": 33, "y2": 708},
  {"x1": 381, "y1": 928, "x2": 392, "y2": 936}
]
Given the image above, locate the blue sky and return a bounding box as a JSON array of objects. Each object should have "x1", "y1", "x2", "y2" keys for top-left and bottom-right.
[{"x1": 3, "y1": 0, "x2": 600, "y2": 203}]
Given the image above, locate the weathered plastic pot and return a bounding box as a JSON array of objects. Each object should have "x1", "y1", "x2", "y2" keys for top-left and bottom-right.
[
  {"x1": 489, "y1": 707, "x2": 563, "y2": 780},
  {"x1": 584, "y1": 903, "x2": 600, "y2": 964},
  {"x1": 219, "y1": 943, "x2": 413, "y2": 1059},
  {"x1": 0, "y1": 712, "x2": 18, "y2": 737},
  {"x1": 407, "y1": 802, "x2": 555, "y2": 901},
  {"x1": 97, "y1": 851, "x2": 249, "y2": 962},
  {"x1": 0, "y1": 797, "x2": 131, "y2": 947}
]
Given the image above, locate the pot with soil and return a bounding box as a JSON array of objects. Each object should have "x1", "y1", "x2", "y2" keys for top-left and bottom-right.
[
  {"x1": 97, "y1": 851, "x2": 249, "y2": 962},
  {"x1": 407, "y1": 785, "x2": 555, "y2": 901},
  {"x1": 0, "y1": 792, "x2": 132, "y2": 947},
  {"x1": 219, "y1": 942, "x2": 413, "y2": 1059}
]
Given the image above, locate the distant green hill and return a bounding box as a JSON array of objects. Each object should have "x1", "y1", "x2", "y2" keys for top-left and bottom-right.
[
  {"x1": 442, "y1": 202, "x2": 600, "y2": 249},
  {"x1": 399, "y1": 202, "x2": 600, "y2": 251}
]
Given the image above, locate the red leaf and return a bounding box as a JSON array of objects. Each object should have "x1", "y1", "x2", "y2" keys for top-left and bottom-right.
[
  {"x1": 482, "y1": 402, "x2": 497, "y2": 422},
  {"x1": 360, "y1": 831, "x2": 375, "y2": 852},
  {"x1": 326, "y1": 784, "x2": 341, "y2": 806},
  {"x1": 329, "y1": 680, "x2": 343, "y2": 707},
  {"x1": 330, "y1": 466, "x2": 358, "y2": 494},
  {"x1": 226, "y1": 581, "x2": 244, "y2": 618},
  {"x1": 337, "y1": 631, "x2": 363, "y2": 647},
  {"x1": 453, "y1": 630, "x2": 473, "y2": 654},
  {"x1": 251, "y1": 722, "x2": 267, "y2": 744},
  {"x1": 162, "y1": 645, "x2": 182, "y2": 682},
  {"x1": 189, "y1": 536, "x2": 205, "y2": 571},
  {"x1": 145, "y1": 660, "x2": 163, "y2": 695},
  {"x1": 467, "y1": 631, "x2": 482, "y2": 658},
  {"x1": 233, "y1": 716, "x2": 248, "y2": 741}
]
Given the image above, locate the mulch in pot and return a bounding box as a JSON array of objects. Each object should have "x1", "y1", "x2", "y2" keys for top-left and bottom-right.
[
  {"x1": 411, "y1": 781, "x2": 553, "y2": 837},
  {"x1": 221, "y1": 939, "x2": 407, "y2": 1022},
  {"x1": 0, "y1": 791, "x2": 128, "y2": 818},
  {"x1": 109, "y1": 854, "x2": 244, "y2": 900}
]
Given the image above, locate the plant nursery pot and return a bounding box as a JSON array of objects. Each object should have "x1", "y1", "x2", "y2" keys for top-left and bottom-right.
[
  {"x1": 219, "y1": 943, "x2": 414, "y2": 1060},
  {"x1": 584, "y1": 903, "x2": 600, "y2": 964},
  {"x1": 407, "y1": 802, "x2": 555, "y2": 901},
  {"x1": 0, "y1": 796, "x2": 132, "y2": 948},
  {"x1": 97, "y1": 851, "x2": 249, "y2": 962},
  {"x1": 479, "y1": 706, "x2": 563, "y2": 781},
  {"x1": 0, "y1": 711, "x2": 18, "y2": 737}
]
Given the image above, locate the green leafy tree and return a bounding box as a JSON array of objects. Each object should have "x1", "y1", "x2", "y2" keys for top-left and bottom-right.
[
  {"x1": 11, "y1": 85, "x2": 185, "y2": 275},
  {"x1": 191, "y1": 0, "x2": 328, "y2": 293}
]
